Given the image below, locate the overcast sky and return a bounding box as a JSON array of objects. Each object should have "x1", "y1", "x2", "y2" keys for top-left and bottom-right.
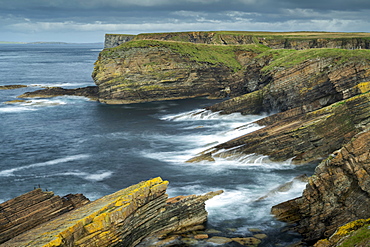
[{"x1": 1, "y1": 0, "x2": 370, "y2": 43}]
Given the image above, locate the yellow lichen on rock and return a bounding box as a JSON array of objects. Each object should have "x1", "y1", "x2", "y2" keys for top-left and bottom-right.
[
  {"x1": 357, "y1": 81, "x2": 370, "y2": 94},
  {"x1": 1, "y1": 177, "x2": 168, "y2": 247}
]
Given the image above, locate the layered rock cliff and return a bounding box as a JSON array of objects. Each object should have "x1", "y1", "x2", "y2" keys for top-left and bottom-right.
[
  {"x1": 92, "y1": 40, "x2": 264, "y2": 104},
  {"x1": 1, "y1": 177, "x2": 222, "y2": 247},
  {"x1": 105, "y1": 31, "x2": 370, "y2": 50},
  {"x1": 271, "y1": 129, "x2": 370, "y2": 245},
  {"x1": 93, "y1": 37, "x2": 370, "y2": 105}
]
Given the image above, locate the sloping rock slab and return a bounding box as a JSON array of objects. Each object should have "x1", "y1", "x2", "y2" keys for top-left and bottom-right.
[
  {"x1": 1, "y1": 177, "x2": 222, "y2": 247},
  {"x1": 0, "y1": 189, "x2": 89, "y2": 244}
]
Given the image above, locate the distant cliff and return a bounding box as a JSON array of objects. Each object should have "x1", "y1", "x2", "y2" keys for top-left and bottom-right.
[{"x1": 105, "y1": 31, "x2": 370, "y2": 49}]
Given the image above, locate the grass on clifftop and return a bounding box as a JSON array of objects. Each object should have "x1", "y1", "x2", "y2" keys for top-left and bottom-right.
[
  {"x1": 101, "y1": 39, "x2": 370, "y2": 73},
  {"x1": 102, "y1": 40, "x2": 270, "y2": 71},
  {"x1": 260, "y1": 48, "x2": 370, "y2": 73}
]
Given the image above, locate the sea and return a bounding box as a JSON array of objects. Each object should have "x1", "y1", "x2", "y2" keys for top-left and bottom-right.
[{"x1": 0, "y1": 43, "x2": 316, "y2": 246}]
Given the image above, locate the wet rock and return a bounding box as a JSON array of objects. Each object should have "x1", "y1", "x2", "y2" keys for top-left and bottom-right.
[
  {"x1": 17, "y1": 86, "x2": 98, "y2": 100},
  {"x1": 231, "y1": 237, "x2": 262, "y2": 246},
  {"x1": 207, "y1": 236, "x2": 233, "y2": 244},
  {"x1": 181, "y1": 237, "x2": 199, "y2": 245},
  {"x1": 272, "y1": 129, "x2": 370, "y2": 244},
  {"x1": 0, "y1": 85, "x2": 27, "y2": 90},
  {"x1": 186, "y1": 153, "x2": 215, "y2": 163},
  {"x1": 248, "y1": 228, "x2": 263, "y2": 233},
  {"x1": 3, "y1": 99, "x2": 31, "y2": 104},
  {"x1": 253, "y1": 233, "x2": 268, "y2": 239},
  {"x1": 194, "y1": 234, "x2": 209, "y2": 239}
]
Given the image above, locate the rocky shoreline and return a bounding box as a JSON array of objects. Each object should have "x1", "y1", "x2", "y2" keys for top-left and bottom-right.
[
  {"x1": 3, "y1": 31, "x2": 370, "y2": 246},
  {"x1": 0, "y1": 178, "x2": 224, "y2": 247}
]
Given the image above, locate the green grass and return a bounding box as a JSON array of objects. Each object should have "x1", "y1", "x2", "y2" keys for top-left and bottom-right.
[
  {"x1": 339, "y1": 224, "x2": 370, "y2": 247},
  {"x1": 102, "y1": 40, "x2": 270, "y2": 72},
  {"x1": 260, "y1": 48, "x2": 370, "y2": 73},
  {"x1": 101, "y1": 38, "x2": 370, "y2": 74}
]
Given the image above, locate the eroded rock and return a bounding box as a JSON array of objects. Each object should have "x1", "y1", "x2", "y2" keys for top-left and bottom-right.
[
  {"x1": 1, "y1": 178, "x2": 223, "y2": 247},
  {"x1": 271, "y1": 129, "x2": 370, "y2": 244},
  {"x1": 0, "y1": 188, "x2": 89, "y2": 244}
]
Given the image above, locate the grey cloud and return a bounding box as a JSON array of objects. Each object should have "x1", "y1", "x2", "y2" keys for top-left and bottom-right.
[{"x1": 1, "y1": 0, "x2": 369, "y2": 42}]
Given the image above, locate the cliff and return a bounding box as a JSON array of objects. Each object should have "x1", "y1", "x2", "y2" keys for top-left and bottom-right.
[
  {"x1": 271, "y1": 129, "x2": 370, "y2": 245},
  {"x1": 105, "y1": 31, "x2": 370, "y2": 50},
  {"x1": 93, "y1": 38, "x2": 370, "y2": 105},
  {"x1": 92, "y1": 40, "x2": 264, "y2": 104},
  {"x1": 0, "y1": 177, "x2": 222, "y2": 247}
]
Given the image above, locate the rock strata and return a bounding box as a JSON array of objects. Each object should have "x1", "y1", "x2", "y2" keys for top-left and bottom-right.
[
  {"x1": 0, "y1": 188, "x2": 89, "y2": 244},
  {"x1": 105, "y1": 31, "x2": 370, "y2": 49},
  {"x1": 190, "y1": 92, "x2": 370, "y2": 164},
  {"x1": 271, "y1": 129, "x2": 370, "y2": 244},
  {"x1": 1, "y1": 177, "x2": 222, "y2": 247},
  {"x1": 92, "y1": 40, "x2": 251, "y2": 104}
]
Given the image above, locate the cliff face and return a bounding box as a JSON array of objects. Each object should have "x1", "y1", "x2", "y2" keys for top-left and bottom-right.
[
  {"x1": 94, "y1": 38, "x2": 370, "y2": 105},
  {"x1": 1, "y1": 177, "x2": 222, "y2": 247},
  {"x1": 105, "y1": 31, "x2": 370, "y2": 50},
  {"x1": 92, "y1": 41, "x2": 261, "y2": 104},
  {"x1": 271, "y1": 129, "x2": 370, "y2": 244},
  {"x1": 183, "y1": 47, "x2": 370, "y2": 164},
  {"x1": 104, "y1": 34, "x2": 135, "y2": 49}
]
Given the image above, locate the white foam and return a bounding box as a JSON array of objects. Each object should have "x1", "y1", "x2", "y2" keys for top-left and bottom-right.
[
  {"x1": 0, "y1": 154, "x2": 90, "y2": 177},
  {"x1": 0, "y1": 106, "x2": 37, "y2": 113},
  {"x1": 143, "y1": 110, "x2": 265, "y2": 165},
  {"x1": 22, "y1": 98, "x2": 67, "y2": 106},
  {"x1": 62, "y1": 171, "x2": 113, "y2": 182},
  {"x1": 161, "y1": 109, "x2": 261, "y2": 122},
  {"x1": 29, "y1": 83, "x2": 89, "y2": 88}
]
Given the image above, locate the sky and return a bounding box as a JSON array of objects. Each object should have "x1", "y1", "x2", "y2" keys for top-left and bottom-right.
[{"x1": 1, "y1": 0, "x2": 370, "y2": 43}]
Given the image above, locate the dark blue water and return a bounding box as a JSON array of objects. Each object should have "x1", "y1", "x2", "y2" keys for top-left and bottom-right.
[{"x1": 0, "y1": 44, "x2": 315, "y2": 246}]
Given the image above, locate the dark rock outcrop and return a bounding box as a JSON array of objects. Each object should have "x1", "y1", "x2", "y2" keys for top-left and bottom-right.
[
  {"x1": 104, "y1": 34, "x2": 135, "y2": 49},
  {"x1": 1, "y1": 177, "x2": 222, "y2": 247},
  {"x1": 0, "y1": 188, "x2": 89, "y2": 244},
  {"x1": 0, "y1": 85, "x2": 27, "y2": 90},
  {"x1": 271, "y1": 129, "x2": 370, "y2": 244},
  {"x1": 17, "y1": 86, "x2": 98, "y2": 100}
]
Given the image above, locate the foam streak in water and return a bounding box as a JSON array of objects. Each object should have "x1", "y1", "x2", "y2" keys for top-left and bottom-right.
[{"x1": 0, "y1": 154, "x2": 90, "y2": 176}]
